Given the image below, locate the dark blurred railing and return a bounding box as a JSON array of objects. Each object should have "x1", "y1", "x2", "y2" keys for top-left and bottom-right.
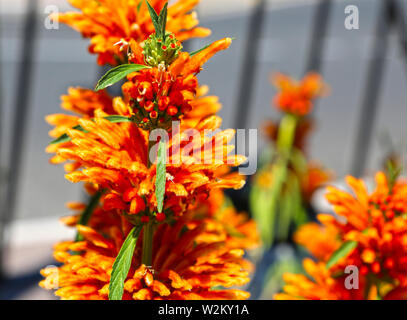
[
  {"x1": 0, "y1": 0, "x2": 39, "y2": 279},
  {"x1": 351, "y1": 0, "x2": 407, "y2": 176}
]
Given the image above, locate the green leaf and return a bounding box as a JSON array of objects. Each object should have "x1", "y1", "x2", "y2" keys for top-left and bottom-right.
[
  {"x1": 136, "y1": 0, "x2": 142, "y2": 12},
  {"x1": 326, "y1": 240, "x2": 358, "y2": 269},
  {"x1": 158, "y1": 2, "x2": 168, "y2": 40},
  {"x1": 75, "y1": 190, "x2": 104, "y2": 242},
  {"x1": 249, "y1": 182, "x2": 276, "y2": 248},
  {"x1": 290, "y1": 148, "x2": 307, "y2": 175},
  {"x1": 146, "y1": 1, "x2": 161, "y2": 37},
  {"x1": 189, "y1": 44, "x2": 211, "y2": 57},
  {"x1": 155, "y1": 140, "x2": 166, "y2": 213},
  {"x1": 109, "y1": 225, "x2": 143, "y2": 300},
  {"x1": 386, "y1": 160, "x2": 402, "y2": 191},
  {"x1": 190, "y1": 37, "x2": 235, "y2": 56},
  {"x1": 276, "y1": 184, "x2": 294, "y2": 241},
  {"x1": 103, "y1": 115, "x2": 133, "y2": 123},
  {"x1": 95, "y1": 64, "x2": 150, "y2": 91},
  {"x1": 49, "y1": 116, "x2": 132, "y2": 145},
  {"x1": 145, "y1": 1, "x2": 168, "y2": 40},
  {"x1": 50, "y1": 125, "x2": 87, "y2": 144}
]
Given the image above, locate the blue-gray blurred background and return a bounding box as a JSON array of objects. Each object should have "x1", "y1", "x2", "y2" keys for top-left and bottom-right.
[{"x1": 1, "y1": 0, "x2": 407, "y2": 299}]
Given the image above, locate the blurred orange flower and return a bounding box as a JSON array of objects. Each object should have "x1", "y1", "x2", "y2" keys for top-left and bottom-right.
[
  {"x1": 300, "y1": 162, "x2": 333, "y2": 203},
  {"x1": 272, "y1": 72, "x2": 327, "y2": 117}
]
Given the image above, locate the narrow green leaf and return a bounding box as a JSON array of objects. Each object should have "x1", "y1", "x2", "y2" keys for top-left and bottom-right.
[
  {"x1": 146, "y1": 1, "x2": 161, "y2": 37},
  {"x1": 276, "y1": 186, "x2": 294, "y2": 241},
  {"x1": 95, "y1": 64, "x2": 150, "y2": 91},
  {"x1": 50, "y1": 125, "x2": 87, "y2": 144},
  {"x1": 103, "y1": 115, "x2": 133, "y2": 123},
  {"x1": 155, "y1": 140, "x2": 166, "y2": 213},
  {"x1": 249, "y1": 182, "x2": 276, "y2": 248},
  {"x1": 190, "y1": 37, "x2": 235, "y2": 56},
  {"x1": 109, "y1": 225, "x2": 143, "y2": 300},
  {"x1": 326, "y1": 241, "x2": 358, "y2": 269},
  {"x1": 386, "y1": 160, "x2": 402, "y2": 191},
  {"x1": 49, "y1": 116, "x2": 132, "y2": 145},
  {"x1": 136, "y1": 0, "x2": 142, "y2": 12},
  {"x1": 75, "y1": 190, "x2": 104, "y2": 242},
  {"x1": 189, "y1": 44, "x2": 211, "y2": 57},
  {"x1": 158, "y1": 2, "x2": 168, "y2": 40}
]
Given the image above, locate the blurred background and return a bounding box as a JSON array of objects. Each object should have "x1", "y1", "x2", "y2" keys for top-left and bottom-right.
[{"x1": 1, "y1": 0, "x2": 407, "y2": 299}]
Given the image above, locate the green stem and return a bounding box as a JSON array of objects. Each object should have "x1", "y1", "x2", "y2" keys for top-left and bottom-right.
[
  {"x1": 276, "y1": 113, "x2": 298, "y2": 157},
  {"x1": 141, "y1": 140, "x2": 155, "y2": 266},
  {"x1": 264, "y1": 113, "x2": 299, "y2": 247},
  {"x1": 75, "y1": 190, "x2": 104, "y2": 242},
  {"x1": 141, "y1": 221, "x2": 154, "y2": 266}
]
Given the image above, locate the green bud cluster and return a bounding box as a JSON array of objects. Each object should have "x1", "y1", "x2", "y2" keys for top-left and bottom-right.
[{"x1": 142, "y1": 32, "x2": 182, "y2": 67}]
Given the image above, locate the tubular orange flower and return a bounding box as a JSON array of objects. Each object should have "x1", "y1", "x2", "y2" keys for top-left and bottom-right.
[
  {"x1": 60, "y1": 87, "x2": 114, "y2": 116},
  {"x1": 272, "y1": 72, "x2": 327, "y2": 117},
  {"x1": 46, "y1": 88, "x2": 117, "y2": 139},
  {"x1": 40, "y1": 211, "x2": 251, "y2": 300},
  {"x1": 174, "y1": 85, "x2": 222, "y2": 128},
  {"x1": 55, "y1": 0, "x2": 211, "y2": 65},
  {"x1": 300, "y1": 162, "x2": 333, "y2": 203},
  {"x1": 277, "y1": 171, "x2": 407, "y2": 300}
]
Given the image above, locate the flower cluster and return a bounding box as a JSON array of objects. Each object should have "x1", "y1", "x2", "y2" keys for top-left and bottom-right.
[
  {"x1": 275, "y1": 171, "x2": 407, "y2": 300},
  {"x1": 122, "y1": 38, "x2": 231, "y2": 130},
  {"x1": 40, "y1": 200, "x2": 252, "y2": 300},
  {"x1": 54, "y1": 0, "x2": 211, "y2": 65}
]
